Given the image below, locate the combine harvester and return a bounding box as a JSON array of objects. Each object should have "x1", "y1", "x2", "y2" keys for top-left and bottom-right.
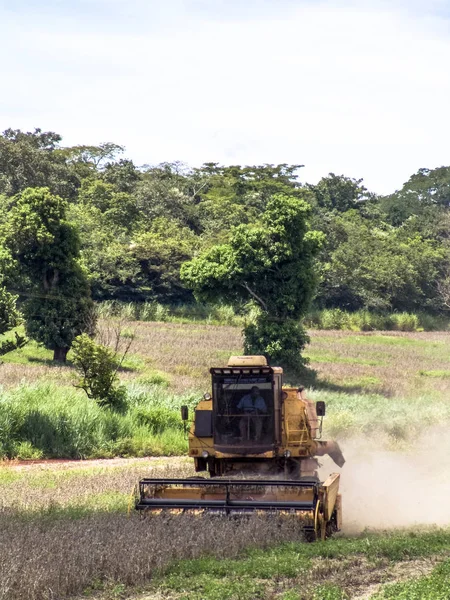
[{"x1": 136, "y1": 356, "x2": 345, "y2": 541}]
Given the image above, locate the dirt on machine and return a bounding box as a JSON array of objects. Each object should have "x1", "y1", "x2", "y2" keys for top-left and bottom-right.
[{"x1": 135, "y1": 355, "x2": 345, "y2": 541}]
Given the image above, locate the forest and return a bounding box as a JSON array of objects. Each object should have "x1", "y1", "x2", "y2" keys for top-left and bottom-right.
[{"x1": 1, "y1": 127, "x2": 449, "y2": 359}]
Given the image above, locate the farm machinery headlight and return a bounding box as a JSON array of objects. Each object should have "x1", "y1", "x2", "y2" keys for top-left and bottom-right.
[
  {"x1": 203, "y1": 393, "x2": 212, "y2": 400},
  {"x1": 202, "y1": 450, "x2": 209, "y2": 458},
  {"x1": 284, "y1": 450, "x2": 292, "y2": 458}
]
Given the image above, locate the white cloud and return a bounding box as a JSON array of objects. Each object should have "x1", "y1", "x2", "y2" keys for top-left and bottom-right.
[{"x1": 0, "y1": 0, "x2": 449, "y2": 193}]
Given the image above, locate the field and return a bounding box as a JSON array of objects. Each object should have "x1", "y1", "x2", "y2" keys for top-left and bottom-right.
[{"x1": 2, "y1": 322, "x2": 450, "y2": 599}]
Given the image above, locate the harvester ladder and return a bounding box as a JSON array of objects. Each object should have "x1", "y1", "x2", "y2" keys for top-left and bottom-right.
[{"x1": 285, "y1": 417, "x2": 309, "y2": 446}]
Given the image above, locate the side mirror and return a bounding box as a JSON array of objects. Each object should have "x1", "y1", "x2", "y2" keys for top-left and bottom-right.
[
  {"x1": 181, "y1": 405, "x2": 189, "y2": 421},
  {"x1": 316, "y1": 401, "x2": 326, "y2": 417}
]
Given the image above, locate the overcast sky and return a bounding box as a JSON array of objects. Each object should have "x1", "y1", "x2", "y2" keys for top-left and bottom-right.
[{"x1": 1, "y1": 0, "x2": 449, "y2": 194}]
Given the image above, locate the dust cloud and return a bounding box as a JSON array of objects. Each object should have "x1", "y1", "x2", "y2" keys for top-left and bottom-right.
[{"x1": 319, "y1": 431, "x2": 450, "y2": 533}]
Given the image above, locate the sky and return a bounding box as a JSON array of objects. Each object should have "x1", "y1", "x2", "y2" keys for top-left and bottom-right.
[{"x1": 0, "y1": 0, "x2": 449, "y2": 194}]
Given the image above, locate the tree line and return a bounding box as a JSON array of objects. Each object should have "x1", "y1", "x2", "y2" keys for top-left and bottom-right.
[{"x1": 0, "y1": 128, "x2": 449, "y2": 366}]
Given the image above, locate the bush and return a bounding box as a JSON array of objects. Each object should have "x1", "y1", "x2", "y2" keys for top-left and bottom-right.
[
  {"x1": 391, "y1": 312, "x2": 420, "y2": 332},
  {"x1": 318, "y1": 309, "x2": 350, "y2": 330},
  {"x1": 72, "y1": 334, "x2": 127, "y2": 412}
]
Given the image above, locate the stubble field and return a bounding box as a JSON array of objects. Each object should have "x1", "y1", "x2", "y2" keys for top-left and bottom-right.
[{"x1": 1, "y1": 322, "x2": 450, "y2": 599}]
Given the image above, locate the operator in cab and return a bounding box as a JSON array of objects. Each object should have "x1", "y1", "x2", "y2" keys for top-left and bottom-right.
[{"x1": 237, "y1": 386, "x2": 267, "y2": 441}]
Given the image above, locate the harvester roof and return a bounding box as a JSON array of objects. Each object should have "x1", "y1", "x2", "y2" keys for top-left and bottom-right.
[{"x1": 227, "y1": 355, "x2": 268, "y2": 367}]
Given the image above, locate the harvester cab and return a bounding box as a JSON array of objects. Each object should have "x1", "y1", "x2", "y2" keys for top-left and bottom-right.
[{"x1": 136, "y1": 356, "x2": 345, "y2": 541}]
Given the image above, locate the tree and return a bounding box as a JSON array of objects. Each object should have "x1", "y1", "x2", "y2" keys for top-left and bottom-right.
[
  {"x1": 195, "y1": 163, "x2": 304, "y2": 237},
  {"x1": 101, "y1": 159, "x2": 141, "y2": 193},
  {"x1": 0, "y1": 128, "x2": 80, "y2": 199},
  {"x1": 308, "y1": 173, "x2": 372, "y2": 213},
  {"x1": 400, "y1": 166, "x2": 450, "y2": 207},
  {"x1": 61, "y1": 142, "x2": 124, "y2": 169},
  {"x1": 6, "y1": 187, "x2": 94, "y2": 361},
  {"x1": 78, "y1": 180, "x2": 139, "y2": 231},
  {"x1": 181, "y1": 194, "x2": 323, "y2": 368},
  {"x1": 131, "y1": 217, "x2": 199, "y2": 302},
  {"x1": 317, "y1": 213, "x2": 444, "y2": 312},
  {"x1": 136, "y1": 163, "x2": 201, "y2": 231},
  {"x1": 0, "y1": 287, "x2": 27, "y2": 356},
  {"x1": 379, "y1": 166, "x2": 450, "y2": 228}
]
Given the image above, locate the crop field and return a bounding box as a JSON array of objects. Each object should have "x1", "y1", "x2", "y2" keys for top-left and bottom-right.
[{"x1": 2, "y1": 322, "x2": 450, "y2": 599}]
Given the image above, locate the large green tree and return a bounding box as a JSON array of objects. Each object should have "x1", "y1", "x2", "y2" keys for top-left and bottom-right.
[
  {"x1": 0, "y1": 128, "x2": 80, "y2": 199},
  {"x1": 6, "y1": 187, "x2": 94, "y2": 361},
  {"x1": 308, "y1": 173, "x2": 372, "y2": 213},
  {"x1": 181, "y1": 194, "x2": 323, "y2": 368}
]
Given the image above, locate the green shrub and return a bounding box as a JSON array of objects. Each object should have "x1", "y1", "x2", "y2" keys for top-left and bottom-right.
[
  {"x1": 392, "y1": 312, "x2": 420, "y2": 332},
  {"x1": 154, "y1": 303, "x2": 169, "y2": 322},
  {"x1": 313, "y1": 584, "x2": 348, "y2": 600},
  {"x1": 306, "y1": 309, "x2": 447, "y2": 331},
  {"x1": 72, "y1": 333, "x2": 127, "y2": 412},
  {"x1": 213, "y1": 304, "x2": 237, "y2": 326},
  {"x1": 318, "y1": 309, "x2": 350, "y2": 330},
  {"x1": 139, "y1": 302, "x2": 157, "y2": 321}
]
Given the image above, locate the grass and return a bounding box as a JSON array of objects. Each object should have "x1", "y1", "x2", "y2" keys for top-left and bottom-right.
[
  {"x1": 373, "y1": 559, "x2": 450, "y2": 599},
  {"x1": 303, "y1": 330, "x2": 450, "y2": 399},
  {"x1": 418, "y1": 369, "x2": 450, "y2": 378},
  {"x1": 0, "y1": 459, "x2": 193, "y2": 515}
]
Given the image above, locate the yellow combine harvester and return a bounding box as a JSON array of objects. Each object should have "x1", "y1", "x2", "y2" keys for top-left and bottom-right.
[{"x1": 136, "y1": 356, "x2": 345, "y2": 541}]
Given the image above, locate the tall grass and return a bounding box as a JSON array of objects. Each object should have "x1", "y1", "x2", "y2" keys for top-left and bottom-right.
[
  {"x1": 0, "y1": 382, "x2": 199, "y2": 460},
  {"x1": 96, "y1": 301, "x2": 449, "y2": 331},
  {"x1": 305, "y1": 309, "x2": 448, "y2": 332},
  {"x1": 96, "y1": 300, "x2": 258, "y2": 326}
]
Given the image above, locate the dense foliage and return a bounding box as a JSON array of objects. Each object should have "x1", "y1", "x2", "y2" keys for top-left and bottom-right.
[
  {"x1": 182, "y1": 194, "x2": 323, "y2": 366},
  {"x1": 0, "y1": 127, "x2": 449, "y2": 362},
  {"x1": 3, "y1": 186, "x2": 94, "y2": 360}
]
